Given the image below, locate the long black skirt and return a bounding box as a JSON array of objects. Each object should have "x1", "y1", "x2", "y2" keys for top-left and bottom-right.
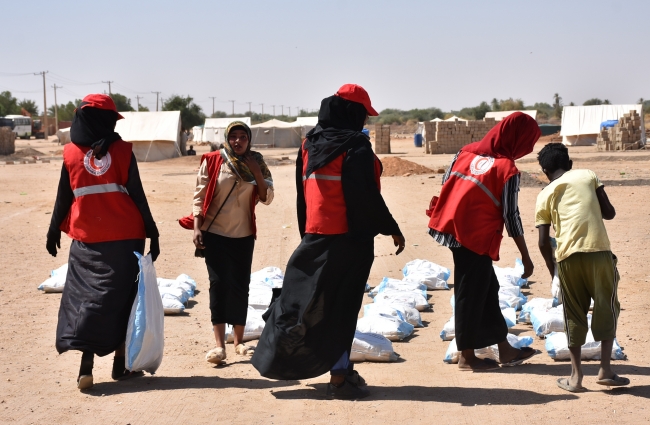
[
  {"x1": 451, "y1": 245, "x2": 508, "y2": 351},
  {"x1": 252, "y1": 234, "x2": 374, "y2": 380},
  {"x1": 56, "y1": 239, "x2": 145, "y2": 357},
  {"x1": 203, "y1": 231, "x2": 255, "y2": 326}
]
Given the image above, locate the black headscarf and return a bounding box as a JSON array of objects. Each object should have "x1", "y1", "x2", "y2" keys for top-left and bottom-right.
[
  {"x1": 70, "y1": 103, "x2": 122, "y2": 159},
  {"x1": 303, "y1": 95, "x2": 369, "y2": 178}
]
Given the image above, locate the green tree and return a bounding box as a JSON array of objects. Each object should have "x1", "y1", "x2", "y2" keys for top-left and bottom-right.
[
  {"x1": 603, "y1": 99, "x2": 611, "y2": 105},
  {"x1": 48, "y1": 100, "x2": 82, "y2": 121},
  {"x1": 552, "y1": 93, "x2": 563, "y2": 119},
  {"x1": 211, "y1": 111, "x2": 228, "y2": 118},
  {"x1": 138, "y1": 105, "x2": 150, "y2": 112},
  {"x1": 0, "y1": 91, "x2": 19, "y2": 116},
  {"x1": 110, "y1": 93, "x2": 135, "y2": 112},
  {"x1": 583, "y1": 98, "x2": 603, "y2": 106},
  {"x1": 491, "y1": 98, "x2": 500, "y2": 111},
  {"x1": 17, "y1": 99, "x2": 39, "y2": 116},
  {"x1": 458, "y1": 101, "x2": 491, "y2": 120},
  {"x1": 162, "y1": 95, "x2": 206, "y2": 129},
  {"x1": 499, "y1": 98, "x2": 525, "y2": 111}
]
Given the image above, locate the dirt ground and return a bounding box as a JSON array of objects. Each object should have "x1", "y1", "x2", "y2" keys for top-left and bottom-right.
[{"x1": 1, "y1": 137, "x2": 649, "y2": 425}]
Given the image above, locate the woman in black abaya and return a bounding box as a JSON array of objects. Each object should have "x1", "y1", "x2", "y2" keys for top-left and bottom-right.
[
  {"x1": 46, "y1": 94, "x2": 159, "y2": 390},
  {"x1": 252, "y1": 84, "x2": 405, "y2": 400}
]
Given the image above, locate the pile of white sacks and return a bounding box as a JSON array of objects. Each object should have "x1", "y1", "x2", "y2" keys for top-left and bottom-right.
[
  {"x1": 157, "y1": 274, "x2": 197, "y2": 315},
  {"x1": 442, "y1": 259, "x2": 533, "y2": 363},
  {"x1": 354, "y1": 259, "x2": 451, "y2": 362}
]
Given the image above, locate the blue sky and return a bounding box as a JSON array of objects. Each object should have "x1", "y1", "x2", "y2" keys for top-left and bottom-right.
[{"x1": 2, "y1": 0, "x2": 647, "y2": 115}]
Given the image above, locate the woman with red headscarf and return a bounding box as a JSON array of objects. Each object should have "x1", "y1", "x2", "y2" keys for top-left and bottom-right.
[{"x1": 427, "y1": 112, "x2": 540, "y2": 371}]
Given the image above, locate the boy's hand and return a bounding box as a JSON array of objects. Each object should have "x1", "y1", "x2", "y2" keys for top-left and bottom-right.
[{"x1": 521, "y1": 256, "x2": 534, "y2": 279}]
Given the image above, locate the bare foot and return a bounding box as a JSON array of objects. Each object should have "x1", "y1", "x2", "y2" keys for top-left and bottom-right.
[{"x1": 458, "y1": 357, "x2": 500, "y2": 371}]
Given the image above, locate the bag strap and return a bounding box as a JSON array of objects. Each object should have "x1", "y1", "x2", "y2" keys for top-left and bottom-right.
[{"x1": 205, "y1": 178, "x2": 238, "y2": 231}]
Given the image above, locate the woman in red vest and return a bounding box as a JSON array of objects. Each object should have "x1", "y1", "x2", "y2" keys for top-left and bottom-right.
[
  {"x1": 182, "y1": 121, "x2": 273, "y2": 365},
  {"x1": 46, "y1": 94, "x2": 160, "y2": 390},
  {"x1": 252, "y1": 85, "x2": 405, "y2": 400},
  {"x1": 427, "y1": 112, "x2": 540, "y2": 371}
]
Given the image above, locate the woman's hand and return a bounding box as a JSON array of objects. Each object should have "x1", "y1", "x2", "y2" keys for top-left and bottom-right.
[
  {"x1": 193, "y1": 216, "x2": 205, "y2": 249},
  {"x1": 148, "y1": 238, "x2": 160, "y2": 261},
  {"x1": 392, "y1": 234, "x2": 406, "y2": 255},
  {"x1": 243, "y1": 154, "x2": 262, "y2": 177}
]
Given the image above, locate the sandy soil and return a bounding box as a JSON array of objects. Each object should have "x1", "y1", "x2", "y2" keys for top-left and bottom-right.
[{"x1": 1, "y1": 137, "x2": 649, "y2": 425}]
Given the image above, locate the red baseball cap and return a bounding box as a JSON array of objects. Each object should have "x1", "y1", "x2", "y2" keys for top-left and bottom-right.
[
  {"x1": 79, "y1": 94, "x2": 124, "y2": 120},
  {"x1": 335, "y1": 84, "x2": 378, "y2": 116}
]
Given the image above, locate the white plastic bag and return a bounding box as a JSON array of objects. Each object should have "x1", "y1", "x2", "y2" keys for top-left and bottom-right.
[
  {"x1": 350, "y1": 331, "x2": 400, "y2": 362},
  {"x1": 363, "y1": 303, "x2": 423, "y2": 327},
  {"x1": 250, "y1": 267, "x2": 284, "y2": 289},
  {"x1": 248, "y1": 281, "x2": 273, "y2": 310},
  {"x1": 545, "y1": 331, "x2": 626, "y2": 361},
  {"x1": 498, "y1": 284, "x2": 527, "y2": 310},
  {"x1": 37, "y1": 264, "x2": 68, "y2": 293},
  {"x1": 374, "y1": 289, "x2": 429, "y2": 311},
  {"x1": 518, "y1": 297, "x2": 557, "y2": 324},
  {"x1": 356, "y1": 313, "x2": 414, "y2": 341},
  {"x1": 493, "y1": 258, "x2": 527, "y2": 287},
  {"x1": 530, "y1": 305, "x2": 572, "y2": 338},
  {"x1": 126, "y1": 253, "x2": 164, "y2": 374},
  {"x1": 225, "y1": 307, "x2": 266, "y2": 343},
  {"x1": 440, "y1": 308, "x2": 515, "y2": 341},
  {"x1": 368, "y1": 277, "x2": 428, "y2": 298},
  {"x1": 402, "y1": 259, "x2": 450, "y2": 290}
]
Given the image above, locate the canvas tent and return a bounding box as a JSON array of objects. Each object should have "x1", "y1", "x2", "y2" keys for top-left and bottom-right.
[
  {"x1": 199, "y1": 117, "x2": 252, "y2": 143},
  {"x1": 445, "y1": 115, "x2": 467, "y2": 122},
  {"x1": 294, "y1": 116, "x2": 317, "y2": 138},
  {"x1": 192, "y1": 125, "x2": 203, "y2": 142},
  {"x1": 115, "y1": 111, "x2": 182, "y2": 162},
  {"x1": 485, "y1": 110, "x2": 537, "y2": 121},
  {"x1": 250, "y1": 119, "x2": 302, "y2": 148},
  {"x1": 560, "y1": 104, "x2": 644, "y2": 146}
]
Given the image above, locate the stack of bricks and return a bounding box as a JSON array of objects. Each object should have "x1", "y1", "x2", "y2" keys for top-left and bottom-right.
[
  {"x1": 374, "y1": 124, "x2": 391, "y2": 154},
  {"x1": 0, "y1": 126, "x2": 16, "y2": 156},
  {"x1": 597, "y1": 110, "x2": 643, "y2": 151},
  {"x1": 424, "y1": 118, "x2": 498, "y2": 154}
]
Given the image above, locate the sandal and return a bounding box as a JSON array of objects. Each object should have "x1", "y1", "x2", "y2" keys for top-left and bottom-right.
[
  {"x1": 235, "y1": 344, "x2": 254, "y2": 356},
  {"x1": 458, "y1": 358, "x2": 501, "y2": 372},
  {"x1": 596, "y1": 374, "x2": 630, "y2": 387},
  {"x1": 557, "y1": 377, "x2": 587, "y2": 393},
  {"x1": 206, "y1": 347, "x2": 227, "y2": 364},
  {"x1": 346, "y1": 370, "x2": 366, "y2": 387},
  {"x1": 77, "y1": 375, "x2": 94, "y2": 390},
  {"x1": 501, "y1": 347, "x2": 538, "y2": 367}
]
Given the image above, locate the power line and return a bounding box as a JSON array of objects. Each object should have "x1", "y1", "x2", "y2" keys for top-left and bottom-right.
[
  {"x1": 228, "y1": 100, "x2": 235, "y2": 115},
  {"x1": 209, "y1": 96, "x2": 217, "y2": 116},
  {"x1": 136, "y1": 95, "x2": 144, "y2": 112},
  {"x1": 152, "y1": 91, "x2": 161, "y2": 111},
  {"x1": 259, "y1": 103, "x2": 264, "y2": 115},
  {"x1": 0, "y1": 71, "x2": 35, "y2": 77}
]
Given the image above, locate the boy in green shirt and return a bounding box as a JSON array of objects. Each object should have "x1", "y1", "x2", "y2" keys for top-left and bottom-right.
[{"x1": 535, "y1": 143, "x2": 628, "y2": 392}]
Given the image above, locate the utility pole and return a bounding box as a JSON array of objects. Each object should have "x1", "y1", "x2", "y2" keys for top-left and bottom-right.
[
  {"x1": 151, "y1": 91, "x2": 161, "y2": 111},
  {"x1": 228, "y1": 100, "x2": 235, "y2": 115},
  {"x1": 102, "y1": 80, "x2": 114, "y2": 95},
  {"x1": 35, "y1": 71, "x2": 49, "y2": 139},
  {"x1": 52, "y1": 84, "x2": 61, "y2": 132},
  {"x1": 209, "y1": 96, "x2": 217, "y2": 116},
  {"x1": 135, "y1": 95, "x2": 144, "y2": 112},
  {"x1": 271, "y1": 105, "x2": 275, "y2": 116},
  {"x1": 280, "y1": 105, "x2": 284, "y2": 116},
  {"x1": 259, "y1": 103, "x2": 264, "y2": 116},
  {"x1": 246, "y1": 102, "x2": 252, "y2": 115}
]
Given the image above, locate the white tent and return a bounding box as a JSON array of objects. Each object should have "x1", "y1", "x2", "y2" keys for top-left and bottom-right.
[
  {"x1": 115, "y1": 111, "x2": 182, "y2": 162},
  {"x1": 56, "y1": 128, "x2": 71, "y2": 145},
  {"x1": 485, "y1": 110, "x2": 537, "y2": 121},
  {"x1": 444, "y1": 115, "x2": 468, "y2": 122},
  {"x1": 250, "y1": 119, "x2": 302, "y2": 148},
  {"x1": 192, "y1": 125, "x2": 203, "y2": 142},
  {"x1": 200, "y1": 117, "x2": 252, "y2": 143},
  {"x1": 560, "y1": 104, "x2": 644, "y2": 146},
  {"x1": 294, "y1": 116, "x2": 317, "y2": 138},
  {"x1": 431, "y1": 118, "x2": 443, "y2": 122}
]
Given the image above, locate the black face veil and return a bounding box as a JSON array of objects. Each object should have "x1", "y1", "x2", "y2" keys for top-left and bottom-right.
[{"x1": 70, "y1": 103, "x2": 122, "y2": 158}]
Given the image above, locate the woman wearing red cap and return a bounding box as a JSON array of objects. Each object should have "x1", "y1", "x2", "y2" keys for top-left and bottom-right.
[
  {"x1": 252, "y1": 84, "x2": 405, "y2": 400},
  {"x1": 426, "y1": 112, "x2": 539, "y2": 371},
  {"x1": 46, "y1": 94, "x2": 160, "y2": 390}
]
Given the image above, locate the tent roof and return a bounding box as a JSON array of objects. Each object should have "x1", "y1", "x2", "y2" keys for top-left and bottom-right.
[
  {"x1": 204, "y1": 117, "x2": 251, "y2": 128},
  {"x1": 485, "y1": 110, "x2": 537, "y2": 121},
  {"x1": 251, "y1": 119, "x2": 297, "y2": 128},
  {"x1": 444, "y1": 115, "x2": 467, "y2": 122},
  {"x1": 115, "y1": 111, "x2": 181, "y2": 143},
  {"x1": 431, "y1": 118, "x2": 443, "y2": 122},
  {"x1": 295, "y1": 116, "x2": 318, "y2": 126}
]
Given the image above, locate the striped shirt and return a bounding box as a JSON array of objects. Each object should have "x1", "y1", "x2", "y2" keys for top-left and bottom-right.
[{"x1": 428, "y1": 153, "x2": 524, "y2": 248}]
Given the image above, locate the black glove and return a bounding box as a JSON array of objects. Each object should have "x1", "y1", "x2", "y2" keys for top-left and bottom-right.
[
  {"x1": 46, "y1": 229, "x2": 61, "y2": 257},
  {"x1": 148, "y1": 237, "x2": 160, "y2": 262}
]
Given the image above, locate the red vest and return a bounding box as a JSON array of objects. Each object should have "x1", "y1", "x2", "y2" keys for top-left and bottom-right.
[
  {"x1": 178, "y1": 151, "x2": 258, "y2": 237},
  {"x1": 61, "y1": 140, "x2": 146, "y2": 243},
  {"x1": 302, "y1": 141, "x2": 383, "y2": 235},
  {"x1": 426, "y1": 151, "x2": 518, "y2": 261}
]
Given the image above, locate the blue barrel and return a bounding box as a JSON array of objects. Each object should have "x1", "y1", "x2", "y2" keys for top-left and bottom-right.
[
  {"x1": 362, "y1": 128, "x2": 370, "y2": 136},
  {"x1": 414, "y1": 133, "x2": 423, "y2": 147}
]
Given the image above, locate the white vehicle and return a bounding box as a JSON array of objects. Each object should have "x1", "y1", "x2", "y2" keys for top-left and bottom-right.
[{"x1": 4, "y1": 115, "x2": 32, "y2": 139}]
